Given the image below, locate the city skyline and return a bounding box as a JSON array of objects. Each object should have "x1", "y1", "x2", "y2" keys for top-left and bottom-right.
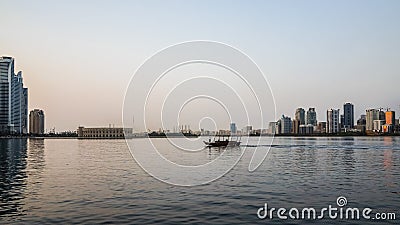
[
  {"x1": 1, "y1": 1, "x2": 400, "y2": 131},
  {"x1": 2, "y1": 54, "x2": 399, "y2": 133},
  {"x1": 78, "y1": 102, "x2": 398, "y2": 135}
]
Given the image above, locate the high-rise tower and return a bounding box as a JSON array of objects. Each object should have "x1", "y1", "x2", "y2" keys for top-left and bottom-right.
[{"x1": 0, "y1": 56, "x2": 28, "y2": 134}]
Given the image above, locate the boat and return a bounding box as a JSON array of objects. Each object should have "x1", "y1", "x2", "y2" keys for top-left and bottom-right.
[{"x1": 204, "y1": 135, "x2": 241, "y2": 147}]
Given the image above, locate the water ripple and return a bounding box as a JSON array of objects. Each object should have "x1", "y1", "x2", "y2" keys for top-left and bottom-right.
[{"x1": 0, "y1": 137, "x2": 399, "y2": 224}]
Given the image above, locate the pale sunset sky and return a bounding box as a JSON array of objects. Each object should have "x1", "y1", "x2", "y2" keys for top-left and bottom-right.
[{"x1": 1, "y1": 0, "x2": 399, "y2": 131}]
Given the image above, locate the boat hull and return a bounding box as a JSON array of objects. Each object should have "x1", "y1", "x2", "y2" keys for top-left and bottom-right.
[{"x1": 204, "y1": 140, "x2": 240, "y2": 147}]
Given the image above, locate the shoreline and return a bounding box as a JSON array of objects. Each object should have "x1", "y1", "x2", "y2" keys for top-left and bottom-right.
[{"x1": 1, "y1": 134, "x2": 399, "y2": 139}]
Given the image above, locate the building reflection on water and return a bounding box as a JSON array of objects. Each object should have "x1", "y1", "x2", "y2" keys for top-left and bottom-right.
[
  {"x1": 0, "y1": 138, "x2": 45, "y2": 218},
  {"x1": 0, "y1": 138, "x2": 28, "y2": 217},
  {"x1": 27, "y1": 138, "x2": 45, "y2": 174},
  {"x1": 382, "y1": 136, "x2": 396, "y2": 192},
  {"x1": 383, "y1": 136, "x2": 393, "y2": 170},
  {"x1": 341, "y1": 137, "x2": 356, "y2": 175}
]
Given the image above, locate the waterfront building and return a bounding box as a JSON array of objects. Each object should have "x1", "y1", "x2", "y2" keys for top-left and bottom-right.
[
  {"x1": 382, "y1": 111, "x2": 396, "y2": 133},
  {"x1": 354, "y1": 115, "x2": 366, "y2": 132},
  {"x1": 243, "y1": 125, "x2": 253, "y2": 135},
  {"x1": 306, "y1": 108, "x2": 317, "y2": 126},
  {"x1": 382, "y1": 124, "x2": 394, "y2": 133},
  {"x1": 275, "y1": 120, "x2": 281, "y2": 134},
  {"x1": 252, "y1": 129, "x2": 265, "y2": 135},
  {"x1": 327, "y1": 109, "x2": 340, "y2": 133},
  {"x1": 180, "y1": 124, "x2": 192, "y2": 133},
  {"x1": 316, "y1": 122, "x2": 327, "y2": 133},
  {"x1": 0, "y1": 56, "x2": 28, "y2": 134},
  {"x1": 373, "y1": 120, "x2": 385, "y2": 132},
  {"x1": 366, "y1": 109, "x2": 381, "y2": 131},
  {"x1": 268, "y1": 122, "x2": 277, "y2": 134},
  {"x1": 385, "y1": 111, "x2": 395, "y2": 125},
  {"x1": 357, "y1": 115, "x2": 366, "y2": 125},
  {"x1": 343, "y1": 103, "x2": 354, "y2": 129},
  {"x1": 230, "y1": 123, "x2": 237, "y2": 135},
  {"x1": 261, "y1": 129, "x2": 268, "y2": 134},
  {"x1": 299, "y1": 124, "x2": 314, "y2": 134},
  {"x1": 218, "y1": 130, "x2": 230, "y2": 135},
  {"x1": 29, "y1": 109, "x2": 45, "y2": 135},
  {"x1": 279, "y1": 115, "x2": 292, "y2": 134},
  {"x1": 292, "y1": 119, "x2": 300, "y2": 134},
  {"x1": 340, "y1": 114, "x2": 344, "y2": 129},
  {"x1": 77, "y1": 126, "x2": 133, "y2": 138},
  {"x1": 295, "y1": 108, "x2": 305, "y2": 125},
  {"x1": 379, "y1": 110, "x2": 385, "y2": 120},
  {"x1": 355, "y1": 124, "x2": 366, "y2": 133}
]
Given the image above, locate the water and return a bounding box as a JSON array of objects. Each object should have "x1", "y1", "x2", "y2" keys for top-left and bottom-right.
[{"x1": 0, "y1": 137, "x2": 399, "y2": 224}]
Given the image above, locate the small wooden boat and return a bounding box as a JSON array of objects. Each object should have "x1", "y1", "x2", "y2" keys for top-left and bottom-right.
[
  {"x1": 204, "y1": 135, "x2": 241, "y2": 147},
  {"x1": 203, "y1": 140, "x2": 229, "y2": 147}
]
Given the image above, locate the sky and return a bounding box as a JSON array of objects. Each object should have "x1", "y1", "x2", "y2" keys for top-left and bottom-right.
[{"x1": 1, "y1": 0, "x2": 399, "y2": 132}]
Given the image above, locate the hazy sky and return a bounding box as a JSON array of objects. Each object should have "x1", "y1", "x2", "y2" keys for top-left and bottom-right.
[{"x1": 1, "y1": 0, "x2": 399, "y2": 131}]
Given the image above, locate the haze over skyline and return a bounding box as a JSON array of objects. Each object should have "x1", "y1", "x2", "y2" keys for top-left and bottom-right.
[{"x1": 1, "y1": 0, "x2": 399, "y2": 131}]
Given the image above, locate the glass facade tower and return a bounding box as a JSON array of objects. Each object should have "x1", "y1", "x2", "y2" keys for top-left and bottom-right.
[{"x1": 0, "y1": 56, "x2": 28, "y2": 134}]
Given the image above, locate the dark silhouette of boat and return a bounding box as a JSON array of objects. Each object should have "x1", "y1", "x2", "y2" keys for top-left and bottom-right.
[{"x1": 204, "y1": 135, "x2": 241, "y2": 147}]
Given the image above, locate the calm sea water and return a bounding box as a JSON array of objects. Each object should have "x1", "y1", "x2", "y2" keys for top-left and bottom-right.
[{"x1": 0, "y1": 137, "x2": 399, "y2": 224}]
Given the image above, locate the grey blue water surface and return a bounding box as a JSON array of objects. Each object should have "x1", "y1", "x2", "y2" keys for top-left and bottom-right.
[{"x1": 0, "y1": 137, "x2": 399, "y2": 224}]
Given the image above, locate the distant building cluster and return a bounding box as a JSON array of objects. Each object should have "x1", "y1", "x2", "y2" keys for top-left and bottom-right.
[
  {"x1": 199, "y1": 123, "x2": 267, "y2": 136},
  {"x1": 364, "y1": 108, "x2": 397, "y2": 134},
  {"x1": 0, "y1": 56, "x2": 46, "y2": 135},
  {"x1": 267, "y1": 103, "x2": 399, "y2": 135},
  {"x1": 3, "y1": 56, "x2": 398, "y2": 137}
]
